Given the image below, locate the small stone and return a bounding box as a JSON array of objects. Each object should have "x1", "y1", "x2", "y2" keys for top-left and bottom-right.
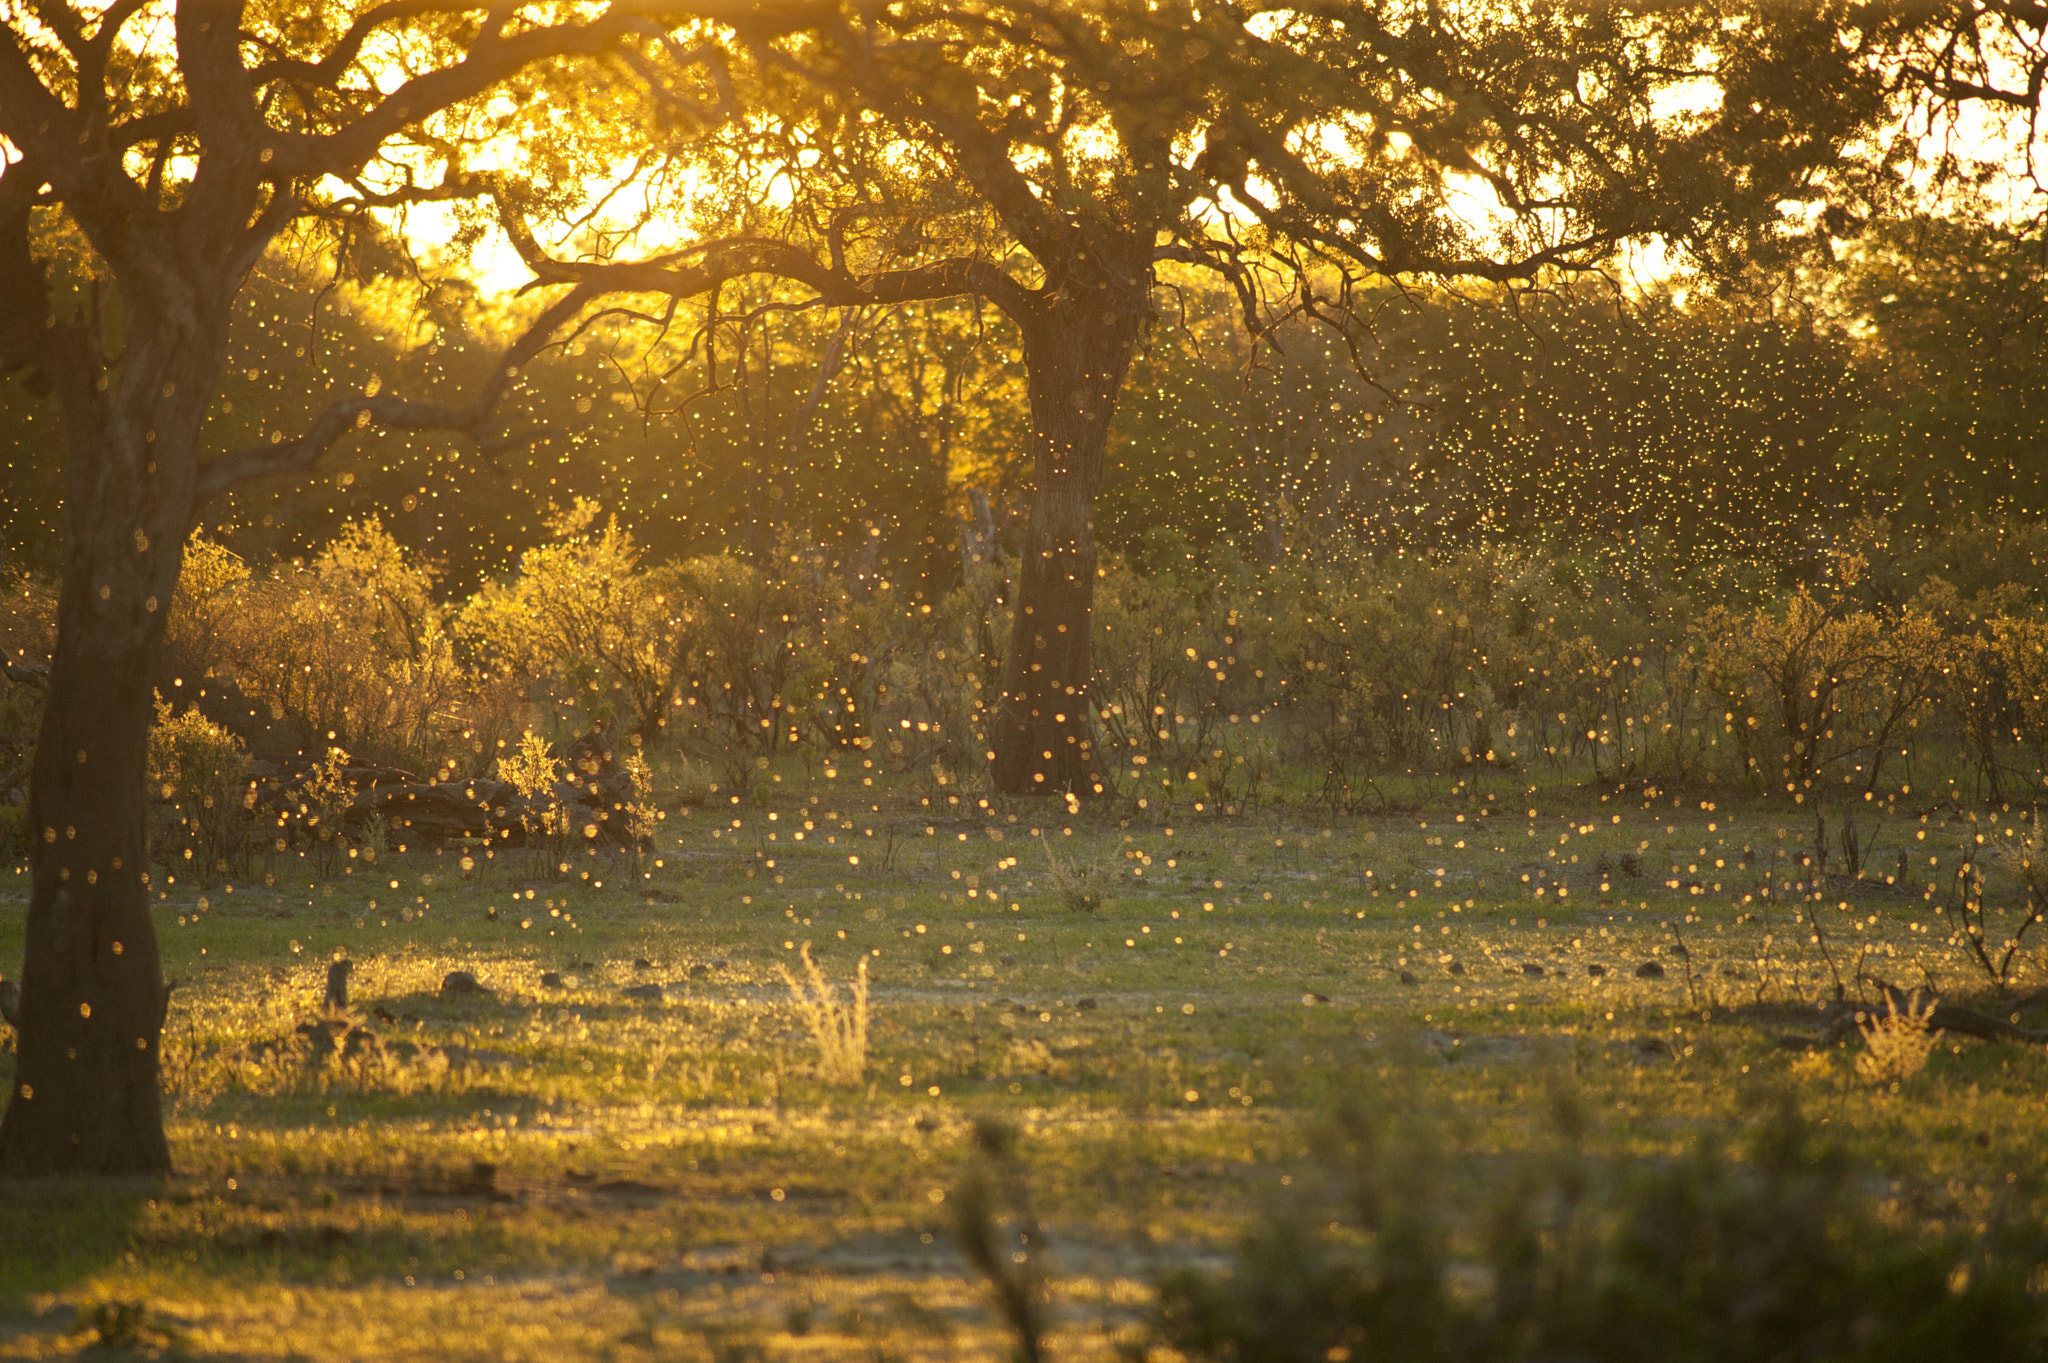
[
  {"x1": 1522, "y1": 963, "x2": 1545, "y2": 977},
  {"x1": 1076, "y1": 997, "x2": 1098, "y2": 1011},
  {"x1": 440, "y1": 970, "x2": 490, "y2": 997},
  {"x1": 1635, "y1": 961, "x2": 1666, "y2": 979},
  {"x1": 1398, "y1": 970, "x2": 1418, "y2": 985},
  {"x1": 687, "y1": 963, "x2": 711, "y2": 979},
  {"x1": 1447, "y1": 961, "x2": 1466, "y2": 976},
  {"x1": 633, "y1": 958, "x2": 654, "y2": 970},
  {"x1": 999, "y1": 955, "x2": 1016, "y2": 966},
  {"x1": 540, "y1": 972, "x2": 564, "y2": 989},
  {"x1": 622, "y1": 983, "x2": 666, "y2": 1001},
  {"x1": 1587, "y1": 964, "x2": 1608, "y2": 977}
]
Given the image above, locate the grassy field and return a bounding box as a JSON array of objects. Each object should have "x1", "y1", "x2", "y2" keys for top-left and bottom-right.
[{"x1": 4, "y1": 768, "x2": 2047, "y2": 1360}]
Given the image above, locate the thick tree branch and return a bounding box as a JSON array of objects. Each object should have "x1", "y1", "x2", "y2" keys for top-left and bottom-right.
[
  {"x1": 0, "y1": 168, "x2": 90, "y2": 394},
  {"x1": 769, "y1": 11, "x2": 1074, "y2": 270},
  {"x1": 264, "y1": 18, "x2": 631, "y2": 179},
  {"x1": 199, "y1": 202, "x2": 1038, "y2": 502},
  {"x1": 177, "y1": 0, "x2": 262, "y2": 152},
  {"x1": 264, "y1": 2, "x2": 821, "y2": 183},
  {"x1": 0, "y1": 26, "x2": 76, "y2": 158},
  {"x1": 246, "y1": 0, "x2": 484, "y2": 90},
  {"x1": 192, "y1": 269, "x2": 608, "y2": 500},
  {"x1": 497, "y1": 189, "x2": 1039, "y2": 319},
  {"x1": 195, "y1": 391, "x2": 490, "y2": 500}
]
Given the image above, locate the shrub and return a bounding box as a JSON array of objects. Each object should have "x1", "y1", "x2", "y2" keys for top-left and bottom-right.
[
  {"x1": 192, "y1": 520, "x2": 465, "y2": 770},
  {"x1": 668, "y1": 550, "x2": 811, "y2": 785},
  {"x1": 0, "y1": 566, "x2": 57, "y2": 670},
  {"x1": 1153, "y1": 1093, "x2": 2048, "y2": 1363},
  {"x1": 0, "y1": 567, "x2": 54, "y2": 805},
  {"x1": 283, "y1": 745, "x2": 357, "y2": 877},
  {"x1": 160, "y1": 533, "x2": 252, "y2": 690},
  {"x1": 1855, "y1": 991, "x2": 1942, "y2": 1088},
  {"x1": 497, "y1": 730, "x2": 572, "y2": 876},
  {"x1": 457, "y1": 500, "x2": 693, "y2": 741},
  {"x1": 81, "y1": 510, "x2": 2048, "y2": 805},
  {"x1": 0, "y1": 804, "x2": 28, "y2": 861},
  {"x1": 147, "y1": 697, "x2": 253, "y2": 885}
]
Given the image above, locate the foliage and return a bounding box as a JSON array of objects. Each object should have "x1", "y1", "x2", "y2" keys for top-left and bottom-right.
[
  {"x1": 1834, "y1": 214, "x2": 2048, "y2": 522},
  {"x1": 497, "y1": 731, "x2": 573, "y2": 878},
  {"x1": 1361, "y1": 285, "x2": 1873, "y2": 562},
  {"x1": 122, "y1": 508, "x2": 2048, "y2": 828},
  {"x1": 1155, "y1": 1095, "x2": 2048, "y2": 1363},
  {"x1": 1855, "y1": 992, "x2": 1943, "y2": 1088},
  {"x1": 285, "y1": 746, "x2": 358, "y2": 880},
  {"x1": 165, "y1": 524, "x2": 470, "y2": 771},
  {"x1": 0, "y1": 567, "x2": 56, "y2": 671},
  {"x1": 146, "y1": 698, "x2": 253, "y2": 887},
  {"x1": 161, "y1": 532, "x2": 255, "y2": 692},
  {"x1": 0, "y1": 569, "x2": 51, "y2": 812},
  {"x1": 457, "y1": 501, "x2": 694, "y2": 740}
]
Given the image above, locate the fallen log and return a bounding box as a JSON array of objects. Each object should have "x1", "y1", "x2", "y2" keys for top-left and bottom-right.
[
  {"x1": 1753, "y1": 982, "x2": 2048, "y2": 1049},
  {"x1": 1868, "y1": 979, "x2": 2048, "y2": 1045}
]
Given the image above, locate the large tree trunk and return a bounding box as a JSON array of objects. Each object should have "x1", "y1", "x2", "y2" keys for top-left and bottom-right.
[
  {"x1": 0, "y1": 362, "x2": 205, "y2": 1177},
  {"x1": 989, "y1": 285, "x2": 1148, "y2": 796}
]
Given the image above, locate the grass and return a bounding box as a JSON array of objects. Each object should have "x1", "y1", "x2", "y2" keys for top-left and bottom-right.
[{"x1": 3, "y1": 765, "x2": 2048, "y2": 1359}]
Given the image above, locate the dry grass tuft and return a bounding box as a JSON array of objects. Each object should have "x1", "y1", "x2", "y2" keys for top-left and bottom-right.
[
  {"x1": 1855, "y1": 990, "x2": 1942, "y2": 1088},
  {"x1": 779, "y1": 942, "x2": 869, "y2": 1086}
]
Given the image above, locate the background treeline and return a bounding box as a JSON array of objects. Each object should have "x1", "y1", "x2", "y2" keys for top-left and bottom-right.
[
  {"x1": 5, "y1": 499, "x2": 2044, "y2": 866},
  {"x1": 5, "y1": 211, "x2": 2044, "y2": 591},
  {"x1": 2, "y1": 209, "x2": 2045, "y2": 832}
]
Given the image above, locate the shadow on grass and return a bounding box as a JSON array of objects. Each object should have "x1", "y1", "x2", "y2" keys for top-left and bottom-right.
[{"x1": 0, "y1": 1173, "x2": 153, "y2": 1308}]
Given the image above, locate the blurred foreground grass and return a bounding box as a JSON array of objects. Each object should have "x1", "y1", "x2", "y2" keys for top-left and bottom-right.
[{"x1": 3, "y1": 771, "x2": 2047, "y2": 1359}]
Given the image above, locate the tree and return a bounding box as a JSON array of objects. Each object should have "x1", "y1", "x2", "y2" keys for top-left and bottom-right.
[
  {"x1": 0, "y1": 0, "x2": 780, "y2": 1176},
  {"x1": 483, "y1": 0, "x2": 1946, "y2": 797},
  {"x1": 1832, "y1": 212, "x2": 2048, "y2": 521},
  {"x1": 1361, "y1": 284, "x2": 1871, "y2": 563}
]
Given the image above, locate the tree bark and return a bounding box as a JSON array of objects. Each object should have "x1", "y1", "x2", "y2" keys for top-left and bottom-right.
[
  {"x1": 989, "y1": 281, "x2": 1148, "y2": 797},
  {"x1": 0, "y1": 355, "x2": 207, "y2": 1177}
]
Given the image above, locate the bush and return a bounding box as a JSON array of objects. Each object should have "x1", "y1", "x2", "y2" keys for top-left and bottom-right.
[
  {"x1": 0, "y1": 567, "x2": 54, "y2": 806},
  {"x1": 160, "y1": 533, "x2": 252, "y2": 690},
  {"x1": 85, "y1": 509, "x2": 2048, "y2": 812},
  {"x1": 176, "y1": 522, "x2": 470, "y2": 772},
  {"x1": 0, "y1": 565, "x2": 56, "y2": 671},
  {"x1": 667, "y1": 550, "x2": 813, "y2": 785},
  {"x1": 0, "y1": 803, "x2": 29, "y2": 861},
  {"x1": 458, "y1": 500, "x2": 694, "y2": 742},
  {"x1": 1153, "y1": 1092, "x2": 2048, "y2": 1363},
  {"x1": 147, "y1": 697, "x2": 254, "y2": 885}
]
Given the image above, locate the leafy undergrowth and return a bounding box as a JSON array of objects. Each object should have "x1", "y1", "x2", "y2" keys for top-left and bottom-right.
[{"x1": 3, "y1": 778, "x2": 2048, "y2": 1359}]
